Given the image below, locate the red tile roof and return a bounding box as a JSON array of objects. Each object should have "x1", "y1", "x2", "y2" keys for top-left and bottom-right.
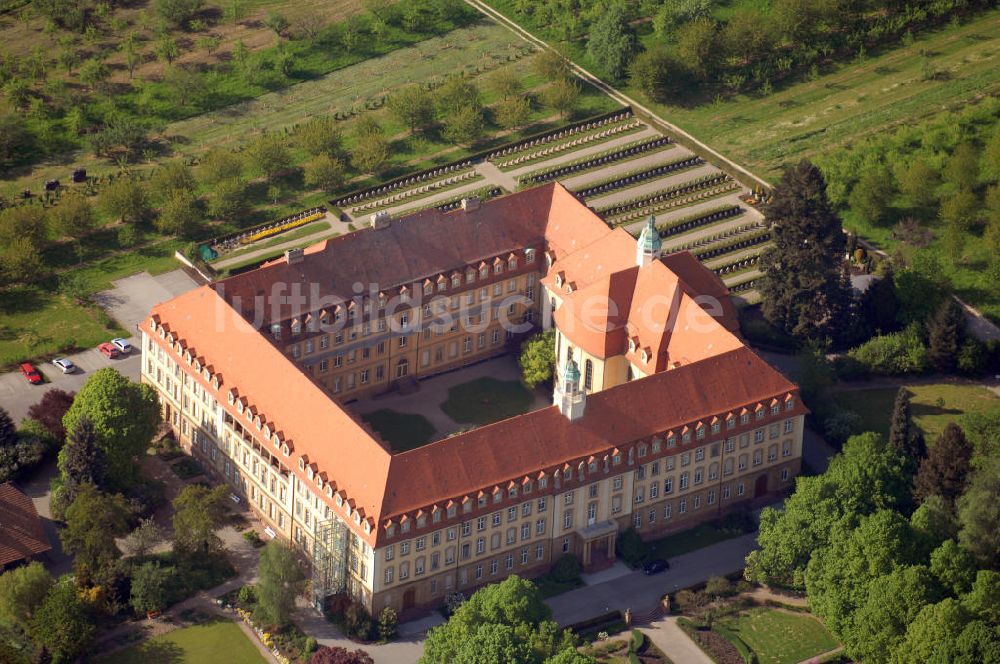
[
  {"x1": 0, "y1": 483, "x2": 50, "y2": 567},
  {"x1": 382, "y1": 346, "x2": 800, "y2": 518},
  {"x1": 149, "y1": 184, "x2": 798, "y2": 547}
]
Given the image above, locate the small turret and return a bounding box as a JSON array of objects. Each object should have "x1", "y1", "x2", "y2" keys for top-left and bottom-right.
[
  {"x1": 553, "y1": 357, "x2": 586, "y2": 421},
  {"x1": 636, "y1": 216, "x2": 662, "y2": 267}
]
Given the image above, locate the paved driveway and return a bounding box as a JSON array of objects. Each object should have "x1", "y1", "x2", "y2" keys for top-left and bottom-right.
[{"x1": 0, "y1": 269, "x2": 199, "y2": 424}]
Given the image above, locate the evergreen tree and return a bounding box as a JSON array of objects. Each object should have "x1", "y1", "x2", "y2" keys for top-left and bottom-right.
[
  {"x1": 927, "y1": 299, "x2": 965, "y2": 373},
  {"x1": 0, "y1": 406, "x2": 15, "y2": 448},
  {"x1": 887, "y1": 388, "x2": 926, "y2": 473},
  {"x1": 759, "y1": 160, "x2": 851, "y2": 341},
  {"x1": 861, "y1": 267, "x2": 900, "y2": 334},
  {"x1": 915, "y1": 423, "x2": 973, "y2": 505}
]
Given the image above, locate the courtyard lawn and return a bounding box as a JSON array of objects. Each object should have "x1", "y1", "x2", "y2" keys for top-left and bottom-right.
[
  {"x1": 439, "y1": 377, "x2": 535, "y2": 426},
  {"x1": 361, "y1": 409, "x2": 438, "y2": 452},
  {"x1": 833, "y1": 383, "x2": 1000, "y2": 442},
  {"x1": 97, "y1": 620, "x2": 266, "y2": 664},
  {"x1": 720, "y1": 608, "x2": 840, "y2": 664}
]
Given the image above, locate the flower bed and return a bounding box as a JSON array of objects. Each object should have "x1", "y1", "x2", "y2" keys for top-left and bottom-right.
[
  {"x1": 208, "y1": 207, "x2": 327, "y2": 255},
  {"x1": 241, "y1": 210, "x2": 326, "y2": 245},
  {"x1": 574, "y1": 156, "x2": 702, "y2": 199},
  {"x1": 677, "y1": 617, "x2": 746, "y2": 664},
  {"x1": 518, "y1": 136, "x2": 673, "y2": 186}
]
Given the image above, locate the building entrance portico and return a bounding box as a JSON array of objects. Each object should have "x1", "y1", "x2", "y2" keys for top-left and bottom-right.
[{"x1": 577, "y1": 520, "x2": 618, "y2": 572}]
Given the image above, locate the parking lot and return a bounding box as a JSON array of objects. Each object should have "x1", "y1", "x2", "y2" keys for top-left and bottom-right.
[{"x1": 0, "y1": 269, "x2": 199, "y2": 424}]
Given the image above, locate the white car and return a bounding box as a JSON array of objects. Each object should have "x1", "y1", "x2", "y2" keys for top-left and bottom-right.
[
  {"x1": 111, "y1": 338, "x2": 133, "y2": 354},
  {"x1": 52, "y1": 358, "x2": 76, "y2": 374}
]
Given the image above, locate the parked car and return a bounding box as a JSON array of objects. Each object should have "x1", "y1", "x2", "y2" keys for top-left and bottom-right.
[
  {"x1": 52, "y1": 358, "x2": 76, "y2": 374},
  {"x1": 20, "y1": 363, "x2": 42, "y2": 385},
  {"x1": 643, "y1": 558, "x2": 670, "y2": 575},
  {"x1": 98, "y1": 342, "x2": 120, "y2": 358},
  {"x1": 111, "y1": 338, "x2": 133, "y2": 354}
]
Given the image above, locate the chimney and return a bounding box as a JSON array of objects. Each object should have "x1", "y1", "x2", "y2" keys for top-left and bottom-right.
[
  {"x1": 370, "y1": 211, "x2": 391, "y2": 230},
  {"x1": 461, "y1": 196, "x2": 480, "y2": 212},
  {"x1": 285, "y1": 247, "x2": 304, "y2": 264}
]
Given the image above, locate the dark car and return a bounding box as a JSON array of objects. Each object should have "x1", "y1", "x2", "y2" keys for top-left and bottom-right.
[{"x1": 643, "y1": 558, "x2": 670, "y2": 575}]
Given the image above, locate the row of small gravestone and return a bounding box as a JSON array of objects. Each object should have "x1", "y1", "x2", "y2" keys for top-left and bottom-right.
[
  {"x1": 729, "y1": 278, "x2": 758, "y2": 292},
  {"x1": 333, "y1": 162, "x2": 473, "y2": 207},
  {"x1": 435, "y1": 188, "x2": 502, "y2": 212},
  {"x1": 577, "y1": 157, "x2": 702, "y2": 199},
  {"x1": 615, "y1": 184, "x2": 740, "y2": 224},
  {"x1": 599, "y1": 173, "x2": 730, "y2": 216},
  {"x1": 522, "y1": 136, "x2": 672, "y2": 185},
  {"x1": 211, "y1": 207, "x2": 325, "y2": 253},
  {"x1": 715, "y1": 255, "x2": 760, "y2": 275},
  {"x1": 352, "y1": 171, "x2": 479, "y2": 213},
  {"x1": 692, "y1": 229, "x2": 770, "y2": 259},
  {"x1": 684, "y1": 221, "x2": 762, "y2": 249},
  {"x1": 657, "y1": 206, "x2": 744, "y2": 238},
  {"x1": 494, "y1": 119, "x2": 642, "y2": 169},
  {"x1": 485, "y1": 111, "x2": 633, "y2": 161}
]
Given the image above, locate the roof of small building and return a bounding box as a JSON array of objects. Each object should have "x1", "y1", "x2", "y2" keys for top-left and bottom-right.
[{"x1": 0, "y1": 483, "x2": 51, "y2": 567}]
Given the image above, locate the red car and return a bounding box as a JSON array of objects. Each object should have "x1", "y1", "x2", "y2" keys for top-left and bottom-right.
[
  {"x1": 20, "y1": 362, "x2": 42, "y2": 385},
  {"x1": 98, "y1": 342, "x2": 120, "y2": 358}
]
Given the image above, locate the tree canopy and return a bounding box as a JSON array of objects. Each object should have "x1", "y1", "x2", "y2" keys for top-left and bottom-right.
[
  {"x1": 759, "y1": 160, "x2": 850, "y2": 342},
  {"x1": 519, "y1": 329, "x2": 555, "y2": 389},
  {"x1": 61, "y1": 368, "x2": 159, "y2": 490},
  {"x1": 420, "y1": 575, "x2": 579, "y2": 664},
  {"x1": 256, "y1": 541, "x2": 307, "y2": 628}
]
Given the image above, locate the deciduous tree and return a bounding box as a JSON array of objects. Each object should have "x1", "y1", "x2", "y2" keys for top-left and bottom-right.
[
  {"x1": 519, "y1": 329, "x2": 554, "y2": 388},
  {"x1": 61, "y1": 484, "x2": 131, "y2": 575},
  {"x1": 172, "y1": 484, "x2": 229, "y2": 556},
  {"x1": 930, "y1": 539, "x2": 977, "y2": 595},
  {"x1": 494, "y1": 96, "x2": 532, "y2": 131},
  {"x1": 849, "y1": 165, "x2": 895, "y2": 224},
  {"x1": 533, "y1": 49, "x2": 570, "y2": 82},
  {"x1": 387, "y1": 85, "x2": 436, "y2": 134},
  {"x1": 542, "y1": 78, "x2": 579, "y2": 119},
  {"x1": 442, "y1": 105, "x2": 484, "y2": 146},
  {"x1": 304, "y1": 155, "x2": 346, "y2": 192},
  {"x1": 130, "y1": 562, "x2": 173, "y2": 614},
  {"x1": 122, "y1": 517, "x2": 164, "y2": 558},
  {"x1": 29, "y1": 578, "x2": 95, "y2": 664},
  {"x1": 256, "y1": 541, "x2": 306, "y2": 628},
  {"x1": 296, "y1": 116, "x2": 343, "y2": 157},
  {"x1": 957, "y1": 457, "x2": 1000, "y2": 568},
  {"x1": 586, "y1": 3, "x2": 635, "y2": 82},
  {"x1": 50, "y1": 194, "x2": 95, "y2": 239},
  {"x1": 0, "y1": 562, "x2": 54, "y2": 636},
  {"x1": 155, "y1": 191, "x2": 204, "y2": 237},
  {"x1": 62, "y1": 368, "x2": 159, "y2": 490},
  {"x1": 944, "y1": 143, "x2": 980, "y2": 190},
  {"x1": 98, "y1": 176, "x2": 151, "y2": 226},
  {"x1": 247, "y1": 133, "x2": 292, "y2": 182}
]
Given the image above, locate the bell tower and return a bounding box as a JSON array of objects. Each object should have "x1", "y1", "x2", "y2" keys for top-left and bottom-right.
[
  {"x1": 636, "y1": 216, "x2": 662, "y2": 267},
  {"x1": 553, "y1": 357, "x2": 586, "y2": 421}
]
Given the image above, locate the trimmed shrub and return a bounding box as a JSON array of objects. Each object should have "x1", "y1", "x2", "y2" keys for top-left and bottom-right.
[
  {"x1": 550, "y1": 554, "x2": 583, "y2": 584},
  {"x1": 629, "y1": 628, "x2": 645, "y2": 653},
  {"x1": 848, "y1": 324, "x2": 927, "y2": 375},
  {"x1": 616, "y1": 527, "x2": 648, "y2": 568}
]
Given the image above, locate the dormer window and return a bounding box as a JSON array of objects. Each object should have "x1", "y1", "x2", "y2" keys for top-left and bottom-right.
[
  {"x1": 726, "y1": 415, "x2": 736, "y2": 429},
  {"x1": 307, "y1": 466, "x2": 314, "y2": 480},
  {"x1": 291, "y1": 321, "x2": 301, "y2": 335},
  {"x1": 637, "y1": 445, "x2": 647, "y2": 458},
  {"x1": 270, "y1": 323, "x2": 281, "y2": 340},
  {"x1": 281, "y1": 443, "x2": 290, "y2": 456},
  {"x1": 417, "y1": 515, "x2": 426, "y2": 528},
  {"x1": 335, "y1": 494, "x2": 343, "y2": 507},
  {"x1": 555, "y1": 274, "x2": 563, "y2": 288},
  {"x1": 667, "y1": 433, "x2": 676, "y2": 447},
  {"x1": 451, "y1": 275, "x2": 461, "y2": 288},
  {"x1": 526, "y1": 248, "x2": 536, "y2": 263},
  {"x1": 786, "y1": 397, "x2": 796, "y2": 410},
  {"x1": 387, "y1": 524, "x2": 395, "y2": 538},
  {"x1": 641, "y1": 349, "x2": 649, "y2": 363},
  {"x1": 364, "y1": 521, "x2": 371, "y2": 534},
  {"x1": 228, "y1": 390, "x2": 236, "y2": 405},
  {"x1": 493, "y1": 259, "x2": 503, "y2": 275},
  {"x1": 508, "y1": 257, "x2": 518, "y2": 271},
  {"x1": 298, "y1": 458, "x2": 305, "y2": 471},
  {"x1": 682, "y1": 430, "x2": 691, "y2": 443},
  {"x1": 326, "y1": 486, "x2": 333, "y2": 498},
  {"x1": 696, "y1": 424, "x2": 705, "y2": 439}
]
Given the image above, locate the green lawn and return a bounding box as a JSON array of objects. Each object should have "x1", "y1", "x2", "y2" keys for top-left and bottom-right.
[
  {"x1": 361, "y1": 409, "x2": 438, "y2": 451},
  {"x1": 720, "y1": 608, "x2": 840, "y2": 664},
  {"x1": 833, "y1": 383, "x2": 1000, "y2": 442},
  {"x1": 97, "y1": 620, "x2": 266, "y2": 664},
  {"x1": 624, "y1": 8, "x2": 1000, "y2": 180},
  {"x1": 439, "y1": 377, "x2": 535, "y2": 426},
  {"x1": 0, "y1": 287, "x2": 127, "y2": 369},
  {"x1": 645, "y1": 517, "x2": 753, "y2": 560}
]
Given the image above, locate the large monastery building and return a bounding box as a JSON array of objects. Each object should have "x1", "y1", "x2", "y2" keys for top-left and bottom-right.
[{"x1": 141, "y1": 183, "x2": 805, "y2": 615}]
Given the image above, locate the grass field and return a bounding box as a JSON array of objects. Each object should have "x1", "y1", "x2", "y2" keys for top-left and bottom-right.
[
  {"x1": 361, "y1": 408, "x2": 438, "y2": 451},
  {"x1": 97, "y1": 620, "x2": 266, "y2": 664},
  {"x1": 439, "y1": 376, "x2": 535, "y2": 426},
  {"x1": 833, "y1": 383, "x2": 1000, "y2": 441},
  {"x1": 720, "y1": 608, "x2": 840, "y2": 664},
  {"x1": 626, "y1": 8, "x2": 1000, "y2": 180}
]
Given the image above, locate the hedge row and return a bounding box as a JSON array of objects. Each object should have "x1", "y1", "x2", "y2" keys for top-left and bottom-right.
[
  {"x1": 690, "y1": 229, "x2": 771, "y2": 260},
  {"x1": 654, "y1": 205, "x2": 744, "y2": 239}
]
